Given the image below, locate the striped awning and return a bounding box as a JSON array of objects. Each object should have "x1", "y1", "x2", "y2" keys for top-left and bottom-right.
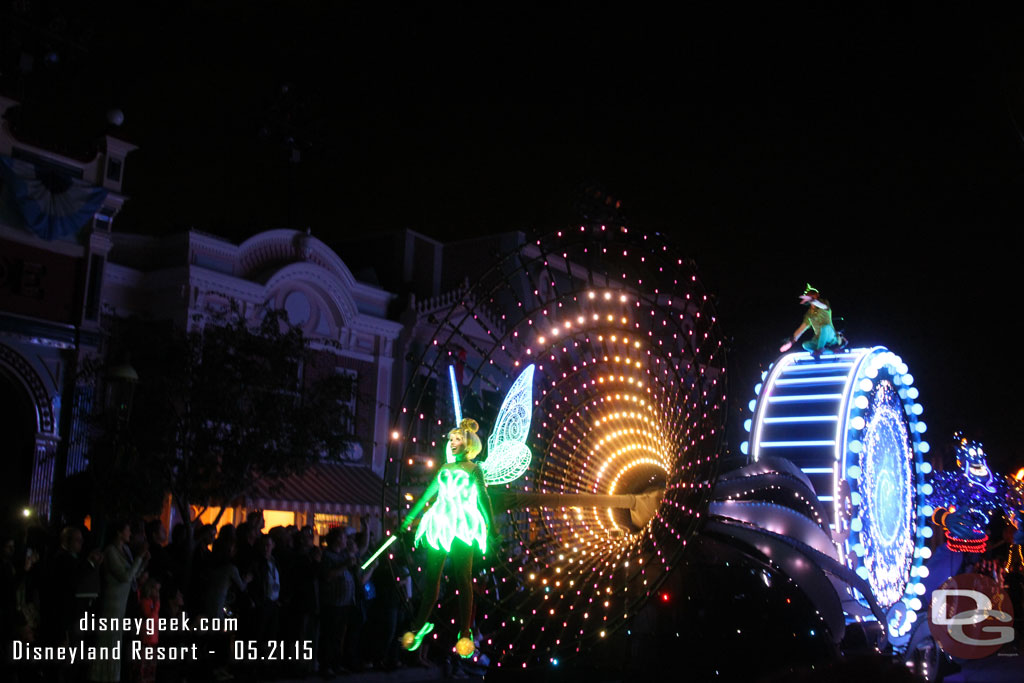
[{"x1": 246, "y1": 464, "x2": 383, "y2": 515}]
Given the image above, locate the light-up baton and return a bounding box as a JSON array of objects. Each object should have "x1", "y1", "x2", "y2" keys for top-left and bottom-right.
[
  {"x1": 361, "y1": 533, "x2": 399, "y2": 571},
  {"x1": 363, "y1": 365, "x2": 463, "y2": 571},
  {"x1": 449, "y1": 365, "x2": 462, "y2": 424}
]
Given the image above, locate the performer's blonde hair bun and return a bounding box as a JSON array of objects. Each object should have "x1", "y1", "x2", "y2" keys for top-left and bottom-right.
[{"x1": 450, "y1": 418, "x2": 483, "y2": 460}]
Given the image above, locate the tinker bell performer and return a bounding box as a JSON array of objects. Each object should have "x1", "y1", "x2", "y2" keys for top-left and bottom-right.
[
  {"x1": 400, "y1": 418, "x2": 494, "y2": 657},
  {"x1": 398, "y1": 365, "x2": 536, "y2": 659},
  {"x1": 779, "y1": 283, "x2": 847, "y2": 355}
]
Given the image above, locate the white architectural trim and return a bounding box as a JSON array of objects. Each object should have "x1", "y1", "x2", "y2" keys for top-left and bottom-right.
[{"x1": 265, "y1": 261, "x2": 360, "y2": 327}]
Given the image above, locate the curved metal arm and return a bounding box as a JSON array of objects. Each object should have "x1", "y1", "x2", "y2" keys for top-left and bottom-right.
[{"x1": 495, "y1": 488, "x2": 665, "y2": 528}]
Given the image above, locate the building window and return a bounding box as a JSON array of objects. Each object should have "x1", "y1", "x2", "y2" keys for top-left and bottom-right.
[
  {"x1": 314, "y1": 513, "x2": 350, "y2": 538},
  {"x1": 409, "y1": 374, "x2": 438, "y2": 447},
  {"x1": 84, "y1": 255, "x2": 104, "y2": 320},
  {"x1": 66, "y1": 384, "x2": 95, "y2": 476},
  {"x1": 106, "y1": 157, "x2": 123, "y2": 182},
  {"x1": 335, "y1": 368, "x2": 362, "y2": 462},
  {"x1": 191, "y1": 506, "x2": 235, "y2": 533},
  {"x1": 261, "y1": 509, "x2": 296, "y2": 530}
]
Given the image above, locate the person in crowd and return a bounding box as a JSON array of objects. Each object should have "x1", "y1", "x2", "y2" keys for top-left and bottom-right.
[
  {"x1": 201, "y1": 534, "x2": 251, "y2": 620},
  {"x1": 89, "y1": 519, "x2": 148, "y2": 683},
  {"x1": 187, "y1": 524, "x2": 216, "y2": 610},
  {"x1": 289, "y1": 527, "x2": 321, "y2": 678},
  {"x1": 201, "y1": 533, "x2": 251, "y2": 683},
  {"x1": 247, "y1": 535, "x2": 282, "y2": 648},
  {"x1": 167, "y1": 523, "x2": 189, "y2": 588},
  {"x1": 318, "y1": 528, "x2": 355, "y2": 678},
  {"x1": 134, "y1": 577, "x2": 161, "y2": 683},
  {"x1": 368, "y1": 543, "x2": 412, "y2": 670},
  {"x1": 144, "y1": 519, "x2": 172, "y2": 587},
  {"x1": 234, "y1": 511, "x2": 264, "y2": 576},
  {"x1": 1, "y1": 535, "x2": 17, "y2": 618},
  {"x1": 40, "y1": 526, "x2": 88, "y2": 646},
  {"x1": 344, "y1": 532, "x2": 377, "y2": 672}
]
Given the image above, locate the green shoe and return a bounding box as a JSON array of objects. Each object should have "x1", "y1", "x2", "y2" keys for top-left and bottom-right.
[{"x1": 401, "y1": 622, "x2": 434, "y2": 651}]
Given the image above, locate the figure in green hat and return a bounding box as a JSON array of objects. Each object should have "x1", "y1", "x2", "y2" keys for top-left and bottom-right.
[{"x1": 779, "y1": 284, "x2": 847, "y2": 356}]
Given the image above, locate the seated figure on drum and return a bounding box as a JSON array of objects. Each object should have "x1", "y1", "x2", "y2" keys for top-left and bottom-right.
[{"x1": 780, "y1": 284, "x2": 847, "y2": 356}]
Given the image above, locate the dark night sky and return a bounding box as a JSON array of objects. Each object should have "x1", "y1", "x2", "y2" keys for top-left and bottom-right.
[{"x1": 4, "y1": 1, "x2": 1023, "y2": 469}]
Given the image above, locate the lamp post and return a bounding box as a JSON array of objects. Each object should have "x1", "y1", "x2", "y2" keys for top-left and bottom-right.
[
  {"x1": 104, "y1": 358, "x2": 139, "y2": 477},
  {"x1": 104, "y1": 358, "x2": 138, "y2": 427}
]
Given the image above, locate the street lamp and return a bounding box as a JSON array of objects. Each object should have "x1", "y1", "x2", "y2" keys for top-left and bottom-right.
[{"x1": 105, "y1": 358, "x2": 138, "y2": 425}]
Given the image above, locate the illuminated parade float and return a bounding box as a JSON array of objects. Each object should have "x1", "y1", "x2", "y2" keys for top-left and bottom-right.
[
  {"x1": 370, "y1": 226, "x2": 1017, "y2": 678},
  {"x1": 736, "y1": 353, "x2": 1021, "y2": 678},
  {"x1": 740, "y1": 348, "x2": 933, "y2": 647},
  {"x1": 926, "y1": 433, "x2": 1022, "y2": 555}
]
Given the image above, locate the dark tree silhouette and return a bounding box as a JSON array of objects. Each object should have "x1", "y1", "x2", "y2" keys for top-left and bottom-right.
[{"x1": 89, "y1": 308, "x2": 354, "y2": 543}]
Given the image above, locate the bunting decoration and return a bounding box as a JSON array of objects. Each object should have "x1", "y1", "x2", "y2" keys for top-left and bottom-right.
[{"x1": 1, "y1": 155, "x2": 107, "y2": 240}]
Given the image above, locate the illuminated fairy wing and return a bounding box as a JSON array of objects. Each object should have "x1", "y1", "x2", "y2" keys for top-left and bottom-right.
[{"x1": 481, "y1": 364, "x2": 535, "y2": 486}]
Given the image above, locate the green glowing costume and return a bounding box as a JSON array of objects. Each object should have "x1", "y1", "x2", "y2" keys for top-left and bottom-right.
[
  {"x1": 400, "y1": 423, "x2": 493, "y2": 659},
  {"x1": 801, "y1": 302, "x2": 837, "y2": 351},
  {"x1": 414, "y1": 465, "x2": 490, "y2": 553},
  {"x1": 785, "y1": 284, "x2": 844, "y2": 354}
]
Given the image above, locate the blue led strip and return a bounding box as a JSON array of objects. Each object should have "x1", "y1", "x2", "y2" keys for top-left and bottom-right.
[
  {"x1": 774, "y1": 376, "x2": 849, "y2": 385},
  {"x1": 749, "y1": 352, "x2": 801, "y2": 462},
  {"x1": 763, "y1": 415, "x2": 838, "y2": 424},
  {"x1": 767, "y1": 393, "x2": 844, "y2": 403}
]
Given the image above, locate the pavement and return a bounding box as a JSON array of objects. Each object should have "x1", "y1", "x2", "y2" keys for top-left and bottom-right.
[
  {"x1": 255, "y1": 642, "x2": 1024, "y2": 683},
  {"x1": 267, "y1": 650, "x2": 1024, "y2": 683},
  {"x1": 271, "y1": 660, "x2": 472, "y2": 683},
  {"x1": 277, "y1": 667, "x2": 444, "y2": 683},
  {"x1": 944, "y1": 649, "x2": 1023, "y2": 682}
]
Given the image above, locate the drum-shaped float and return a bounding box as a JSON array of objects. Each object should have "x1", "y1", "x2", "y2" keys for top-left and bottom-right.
[{"x1": 740, "y1": 347, "x2": 934, "y2": 640}]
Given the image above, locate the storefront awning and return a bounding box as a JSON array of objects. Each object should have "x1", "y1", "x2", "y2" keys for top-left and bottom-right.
[{"x1": 246, "y1": 464, "x2": 383, "y2": 515}]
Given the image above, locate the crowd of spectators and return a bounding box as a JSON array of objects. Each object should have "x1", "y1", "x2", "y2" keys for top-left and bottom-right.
[{"x1": 0, "y1": 511, "x2": 433, "y2": 683}]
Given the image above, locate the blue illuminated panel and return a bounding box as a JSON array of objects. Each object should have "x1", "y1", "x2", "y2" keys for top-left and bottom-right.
[{"x1": 857, "y1": 380, "x2": 914, "y2": 607}]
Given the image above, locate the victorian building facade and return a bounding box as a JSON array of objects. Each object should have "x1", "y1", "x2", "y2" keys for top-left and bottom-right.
[
  {"x1": 1, "y1": 92, "x2": 536, "y2": 533},
  {"x1": 0, "y1": 94, "x2": 134, "y2": 524},
  {"x1": 102, "y1": 228, "x2": 402, "y2": 530},
  {"x1": 1, "y1": 95, "x2": 402, "y2": 532}
]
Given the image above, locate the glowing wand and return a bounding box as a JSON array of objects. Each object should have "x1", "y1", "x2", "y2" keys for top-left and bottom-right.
[
  {"x1": 361, "y1": 534, "x2": 399, "y2": 571},
  {"x1": 449, "y1": 365, "x2": 462, "y2": 424},
  {"x1": 364, "y1": 366, "x2": 465, "y2": 571}
]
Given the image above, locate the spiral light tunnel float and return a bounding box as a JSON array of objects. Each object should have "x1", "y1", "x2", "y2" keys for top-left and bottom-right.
[{"x1": 384, "y1": 226, "x2": 726, "y2": 668}]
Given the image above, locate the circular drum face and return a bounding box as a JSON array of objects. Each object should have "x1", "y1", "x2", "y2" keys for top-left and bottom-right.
[{"x1": 857, "y1": 377, "x2": 915, "y2": 607}]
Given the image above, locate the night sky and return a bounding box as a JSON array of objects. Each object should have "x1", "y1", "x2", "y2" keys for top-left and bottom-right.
[{"x1": 4, "y1": 1, "x2": 1022, "y2": 469}]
